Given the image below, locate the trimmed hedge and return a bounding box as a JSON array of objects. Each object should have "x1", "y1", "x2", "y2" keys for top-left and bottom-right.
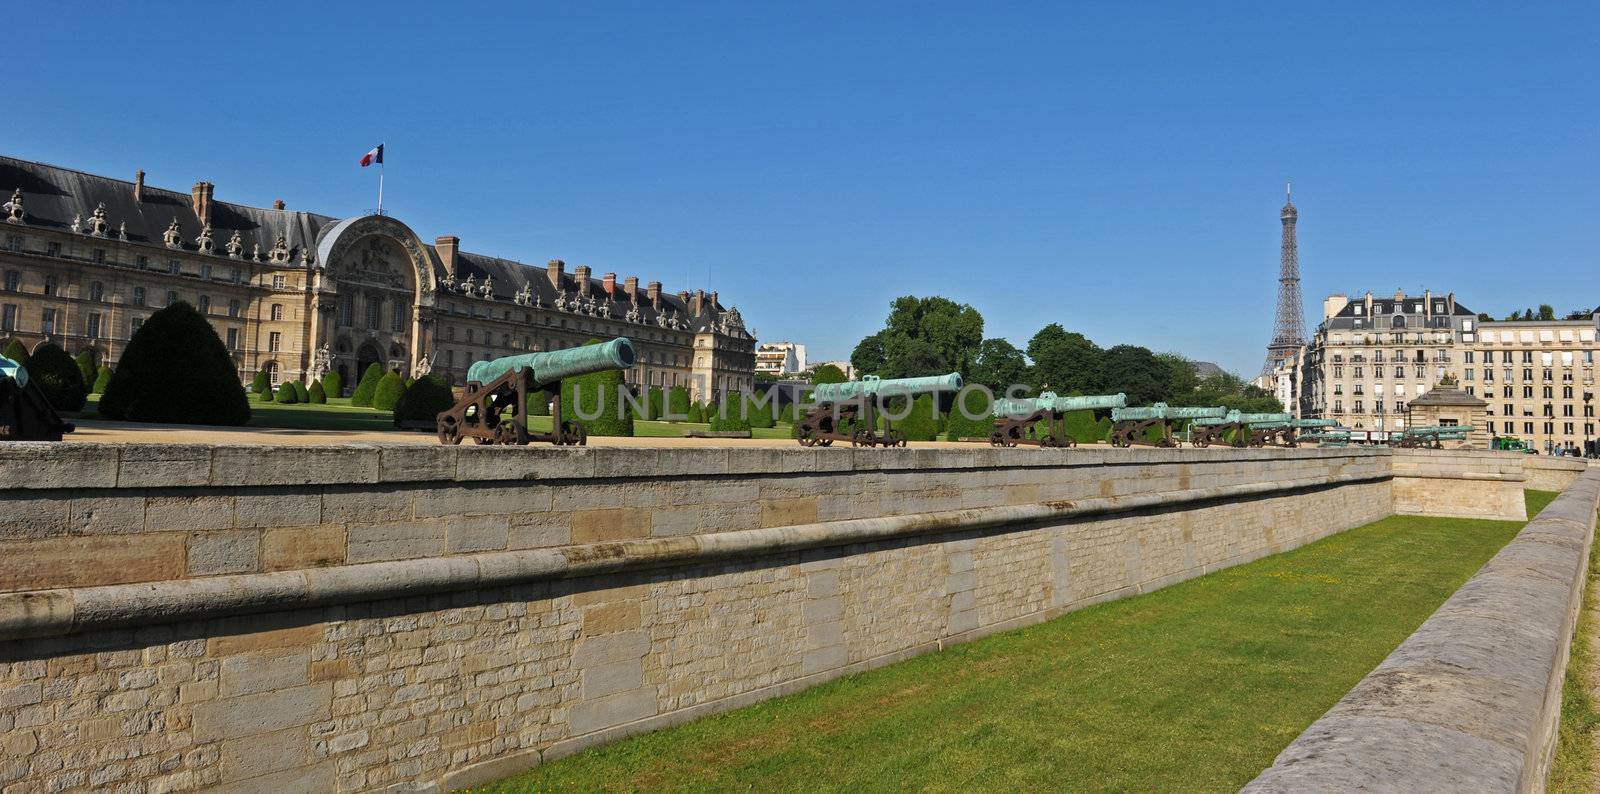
[
  {"x1": 1, "y1": 338, "x2": 27, "y2": 364},
  {"x1": 250, "y1": 369, "x2": 271, "y2": 401},
  {"x1": 945, "y1": 388, "x2": 995, "y2": 441},
  {"x1": 25, "y1": 342, "x2": 88, "y2": 412},
  {"x1": 323, "y1": 369, "x2": 343, "y2": 399},
  {"x1": 98, "y1": 301, "x2": 250, "y2": 425},
  {"x1": 92, "y1": 365, "x2": 112, "y2": 395},
  {"x1": 894, "y1": 394, "x2": 941, "y2": 441},
  {"x1": 746, "y1": 393, "x2": 777, "y2": 429},
  {"x1": 73, "y1": 351, "x2": 96, "y2": 389},
  {"x1": 646, "y1": 388, "x2": 666, "y2": 421},
  {"x1": 686, "y1": 401, "x2": 706, "y2": 423},
  {"x1": 708, "y1": 394, "x2": 751, "y2": 432},
  {"x1": 560, "y1": 339, "x2": 633, "y2": 436},
  {"x1": 307, "y1": 380, "x2": 327, "y2": 403},
  {"x1": 528, "y1": 390, "x2": 551, "y2": 416},
  {"x1": 274, "y1": 382, "x2": 299, "y2": 403},
  {"x1": 350, "y1": 363, "x2": 385, "y2": 407},
  {"x1": 393, "y1": 374, "x2": 454, "y2": 427},
  {"x1": 292, "y1": 380, "x2": 310, "y2": 402},
  {"x1": 372, "y1": 371, "x2": 407, "y2": 411}
]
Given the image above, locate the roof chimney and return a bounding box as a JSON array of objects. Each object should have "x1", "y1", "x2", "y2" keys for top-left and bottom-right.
[
  {"x1": 134, "y1": 170, "x2": 145, "y2": 203},
  {"x1": 190, "y1": 181, "x2": 214, "y2": 227},
  {"x1": 1447, "y1": 292, "x2": 1456, "y2": 315},
  {"x1": 272, "y1": 199, "x2": 285, "y2": 210},
  {"x1": 709, "y1": 290, "x2": 718, "y2": 309},
  {"x1": 647, "y1": 280, "x2": 661, "y2": 309},
  {"x1": 692, "y1": 289, "x2": 705, "y2": 316},
  {"x1": 435, "y1": 236, "x2": 460, "y2": 277},
  {"x1": 547, "y1": 259, "x2": 565, "y2": 289},
  {"x1": 602, "y1": 272, "x2": 616, "y2": 297},
  {"x1": 574, "y1": 265, "x2": 592, "y2": 296},
  {"x1": 624, "y1": 275, "x2": 639, "y2": 301}
]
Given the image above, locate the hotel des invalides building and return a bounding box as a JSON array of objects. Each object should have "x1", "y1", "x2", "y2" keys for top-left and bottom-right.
[{"x1": 0, "y1": 154, "x2": 757, "y2": 401}]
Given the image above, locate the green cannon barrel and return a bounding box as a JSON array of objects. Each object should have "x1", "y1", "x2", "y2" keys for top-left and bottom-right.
[
  {"x1": 1239, "y1": 412, "x2": 1292, "y2": 425},
  {"x1": 466, "y1": 338, "x2": 636, "y2": 386},
  {"x1": 0, "y1": 355, "x2": 26, "y2": 387},
  {"x1": 1249, "y1": 420, "x2": 1291, "y2": 429},
  {"x1": 1404, "y1": 425, "x2": 1470, "y2": 435},
  {"x1": 1293, "y1": 418, "x2": 1339, "y2": 428},
  {"x1": 991, "y1": 391, "x2": 1125, "y2": 418},
  {"x1": 1191, "y1": 410, "x2": 1244, "y2": 427},
  {"x1": 812, "y1": 372, "x2": 963, "y2": 403},
  {"x1": 1112, "y1": 403, "x2": 1227, "y2": 422}
]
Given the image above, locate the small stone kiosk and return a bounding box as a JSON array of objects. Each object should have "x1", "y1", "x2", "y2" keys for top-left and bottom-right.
[{"x1": 1405, "y1": 374, "x2": 1488, "y2": 449}]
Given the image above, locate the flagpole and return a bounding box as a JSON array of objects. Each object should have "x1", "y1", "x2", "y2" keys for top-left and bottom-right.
[{"x1": 377, "y1": 162, "x2": 385, "y2": 215}]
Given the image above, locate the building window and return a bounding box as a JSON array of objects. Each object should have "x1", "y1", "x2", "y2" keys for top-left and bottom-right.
[
  {"x1": 3, "y1": 235, "x2": 20, "y2": 252},
  {"x1": 1525, "y1": 422, "x2": 1534, "y2": 435},
  {"x1": 264, "y1": 361, "x2": 279, "y2": 387},
  {"x1": 41, "y1": 308, "x2": 55, "y2": 335},
  {"x1": 270, "y1": 303, "x2": 284, "y2": 322},
  {"x1": 85, "y1": 312, "x2": 101, "y2": 339},
  {"x1": 86, "y1": 281, "x2": 103, "y2": 302},
  {"x1": 42, "y1": 275, "x2": 56, "y2": 296},
  {"x1": 168, "y1": 259, "x2": 180, "y2": 274},
  {"x1": 46, "y1": 242, "x2": 60, "y2": 257},
  {"x1": 1464, "y1": 368, "x2": 1474, "y2": 381},
  {"x1": 338, "y1": 294, "x2": 353, "y2": 327},
  {"x1": 0, "y1": 304, "x2": 14, "y2": 331},
  {"x1": 130, "y1": 317, "x2": 143, "y2": 334},
  {"x1": 166, "y1": 290, "x2": 178, "y2": 307},
  {"x1": 226, "y1": 328, "x2": 238, "y2": 349},
  {"x1": 230, "y1": 268, "x2": 240, "y2": 283},
  {"x1": 202, "y1": 264, "x2": 212, "y2": 280},
  {"x1": 136, "y1": 255, "x2": 148, "y2": 269},
  {"x1": 2, "y1": 270, "x2": 18, "y2": 292},
  {"x1": 272, "y1": 275, "x2": 287, "y2": 289},
  {"x1": 92, "y1": 248, "x2": 106, "y2": 264},
  {"x1": 366, "y1": 298, "x2": 381, "y2": 330},
  {"x1": 268, "y1": 332, "x2": 282, "y2": 352},
  {"x1": 198, "y1": 295, "x2": 210, "y2": 315},
  {"x1": 392, "y1": 302, "x2": 406, "y2": 332},
  {"x1": 228, "y1": 299, "x2": 240, "y2": 318}
]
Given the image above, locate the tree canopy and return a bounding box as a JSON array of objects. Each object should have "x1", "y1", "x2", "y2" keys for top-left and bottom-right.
[{"x1": 850, "y1": 296, "x2": 983, "y2": 378}]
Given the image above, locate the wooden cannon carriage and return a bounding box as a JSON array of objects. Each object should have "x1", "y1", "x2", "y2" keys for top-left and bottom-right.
[{"x1": 988, "y1": 391, "x2": 1126, "y2": 448}]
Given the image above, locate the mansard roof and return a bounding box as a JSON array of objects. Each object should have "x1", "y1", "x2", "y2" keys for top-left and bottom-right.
[
  {"x1": 0, "y1": 155, "x2": 331, "y2": 259},
  {"x1": 1329, "y1": 293, "x2": 1476, "y2": 319},
  {"x1": 0, "y1": 154, "x2": 751, "y2": 339}
]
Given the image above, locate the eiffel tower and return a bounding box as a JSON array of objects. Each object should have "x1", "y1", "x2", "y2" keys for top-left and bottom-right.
[{"x1": 1262, "y1": 183, "x2": 1305, "y2": 377}]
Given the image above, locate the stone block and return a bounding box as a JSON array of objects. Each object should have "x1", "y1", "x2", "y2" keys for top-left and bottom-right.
[
  {"x1": 760, "y1": 497, "x2": 818, "y2": 528},
  {"x1": 115, "y1": 445, "x2": 211, "y2": 488},
  {"x1": 414, "y1": 483, "x2": 552, "y2": 518},
  {"x1": 804, "y1": 598, "x2": 843, "y2": 625},
  {"x1": 221, "y1": 650, "x2": 310, "y2": 698},
  {"x1": 649, "y1": 507, "x2": 699, "y2": 538},
  {"x1": 590, "y1": 447, "x2": 661, "y2": 478},
  {"x1": 571, "y1": 630, "x2": 650, "y2": 667},
  {"x1": 0, "y1": 494, "x2": 72, "y2": 539},
  {"x1": 0, "y1": 443, "x2": 117, "y2": 490},
  {"x1": 802, "y1": 644, "x2": 848, "y2": 676},
  {"x1": 146, "y1": 493, "x2": 235, "y2": 532},
  {"x1": 584, "y1": 601, "x2": 641, "y2": 635},
  {"x1": 210, "y1": 623, "x2": 325, "y2": 657},
  {"x1": 378, "y1": 445, "x2": 458, "y2": 483},
  {"x1": 568, "y1": 688, "x2": 657, "y2": 736},
  {"x1": 454, "y1": 445, "x2": 596, "y2": 482},
  {"x1": 187, "y1": 530, "x2": 261, "y2": 576},
  {"x1": 0, "y1": 534, "x2": 184, "y2": 591},
  {"x1": 508, "y1": 513, "x2": 571, "y2": 549},
  {"x1": 570, "y1": 508, "x2": 650, "y2": 544},
  {"x1": 192, "y1": 683, "x2": 331, "y2": 741},
  {"x1": 807, "y1": 570, "x2": 839, "y2": 599},
  {"x1": 346, "y1": 520, "x2": 446, "y2": 563},
  {"x1": 235, "y1": 492, "x2": 321, "y2": 529},
  {"x1": 64, "y1": 495, "x2": 143, "y2": 536},
  {"x1": 446, "y1": 515, "x2": 510, "y2": 553},
  {"x1": 582, "y1": 658, "x2": 644, "y2": 699},
  {"x1": 220, "y1": 726, "x2": 309, "y2": 780},
  {"x1": 216, "y1": 760, "x2": 335, "y2": 794},
  {"x1": 321, "y1": 486, "x2": 412, "y2": 524},
  {"x1": 211, "y1": 446, "x2": 379, "y2": 486},
  {"x1": 261, "y1": 527, "x2": 346, "y2": 572}
]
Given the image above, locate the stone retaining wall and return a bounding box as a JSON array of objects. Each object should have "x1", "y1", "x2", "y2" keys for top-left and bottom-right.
[
  {"x1": 1390, "y1": 449, "x2": 1586, "y2": 521},
  {"x1": 1245, "y1": 467, "x2": 1600, "y2": 792},
  {"x1": 0, "y1": 443, "x2": 1438, "y2": 792}
]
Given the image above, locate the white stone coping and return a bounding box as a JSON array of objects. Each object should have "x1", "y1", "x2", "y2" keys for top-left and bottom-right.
[
  {"x1": 1244, "y1": 468, "x2": 1600, "y2": 792},
  {"x1": 0, "y1": 442, "x2": 1391, "y2": 490},
  {"x1": 0, "y1": 469, "x2": 1389, "y2": 641}
]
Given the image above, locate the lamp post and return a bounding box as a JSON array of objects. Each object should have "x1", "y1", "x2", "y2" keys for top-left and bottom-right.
[{"x1": 1586, "y1": 391, "x2": 1594, "y2": 458}]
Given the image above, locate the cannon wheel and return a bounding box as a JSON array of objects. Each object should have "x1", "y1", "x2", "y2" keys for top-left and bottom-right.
[
  {"x1": 851, "y1": 428, "x2": 874, "y2": 447},
  {"x1": 989, "y1": 428, "x2": 1012, "y2": 447},
  {"x1": 437, "y1": 416, "x2": 463, "y2": 445},
  {"x1": 1192, "y1": 433, "x2": 1211, "y2": 448},
  {"x1": 560, "y1": 421, "x2": 588, "y2": 446},
  {"x1": 887, "y1": 429, "x2": 907, "y2": 448}
]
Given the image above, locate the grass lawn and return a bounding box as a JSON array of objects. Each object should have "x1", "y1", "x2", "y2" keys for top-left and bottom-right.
[
  {"x1": 1550, "y1": 499, "x2": 1600, "y2": 793},
  {"x1": 76, "y1": 394, "x2": 799, "y2": 438},
  {"x1": 475, "y1": 491, "x2": 1556, "y2": 793}
]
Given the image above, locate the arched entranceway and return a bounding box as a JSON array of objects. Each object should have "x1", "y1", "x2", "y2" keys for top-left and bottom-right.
[{"x1": 356, "y1": 342, "x2": 383, "y2": 380}]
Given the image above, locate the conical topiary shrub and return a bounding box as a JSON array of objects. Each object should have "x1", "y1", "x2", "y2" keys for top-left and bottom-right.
[
  {"x1": 307, "y1": 379, "x2": 327, "y2": 404},
  {"x1": 350, "y1": 363, "x2": 385, "y2": 407},
  {"x1": 98, "y1": 301, "x2": 250, "y2": 425},
  {"x1": 92, "y1": 365, "x2": 113, "y2": 395},
  {"x1": 372, "y1": 371, "x2": 407, "y2": 411},
  {"x1": 666, "y1": 386, "x2": 690, "y2": 421},
  {"x1": 2, "y1": 338, "x2": 29, "y2": 365},
  {"x1": 323, "y1": 369, "x2": 343, "y2": 399},
  {"x1": 393, "y1": 374, "x2": 454, "y2": 427},
  {"x1": 274, "y1": 382, "x2": 298, "y2": 403},
  {"x1": 73, "y1": 350, "x2": 96, "y2": 388},
  {"x1": 25, "y1": 342, "x2": 88, "y2": 412},
  {"x1": 292, "y1": 380, "x2": 309, "y2": 403},
  {"x1": 250, "y1": 369, "x2": 271, "y2": 401},
  {"x1": 560, "y1": 339, "x2": 633, "y2": 436}
]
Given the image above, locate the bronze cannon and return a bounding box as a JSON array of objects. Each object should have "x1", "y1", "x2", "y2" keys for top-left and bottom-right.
[
  {"x1": 0, "y1": 355, "x2": 74, "y2": 442},
  {"x1": 436, "y1": 338, "x2": 635, "y2": 446},
  {"x1": 797, "y1": 372, "x2": 963, "y2": 448},
  {"x1": 989, "y1": 392, "x2": 1126, "y2": 448},
  {"x1": 1108, "y1": 403, "x2": 1227, "y2": 448}
]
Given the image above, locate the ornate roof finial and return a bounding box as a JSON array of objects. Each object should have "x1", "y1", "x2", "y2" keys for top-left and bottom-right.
[
  {"x1": 117, "y1": 221, "x2": 128, "y2": 241},
  {"x1": 195, "y1": 224, "x2": 215, "y2": 254},
  {"x1": 270, "y1": 234, "x2": 290, "y2": 264},
  {"x1": 3, "y1": 188, "x2": 23, "y2": 224},
  {"x1": 164, "y1": 218, "x2": 183, "y2": 249},
  {"x1": 225, "y1": 231, "x2": 243, "y2": 258},
  {"x1": 87, "y1": 203, "x2": 109, "y2": 237}
]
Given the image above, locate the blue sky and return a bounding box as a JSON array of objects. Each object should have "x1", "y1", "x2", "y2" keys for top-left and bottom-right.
[{"x1": 9, "y1": 2, "x2": 1596, "y2": 374}]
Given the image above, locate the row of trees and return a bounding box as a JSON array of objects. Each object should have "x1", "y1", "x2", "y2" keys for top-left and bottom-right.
[
  {"x1": 849, "y1": 295, "x2": 1282, "y2": 413},
  {"x1": 1485, "y1": 304, "x2": 1598, "y2": 322}
]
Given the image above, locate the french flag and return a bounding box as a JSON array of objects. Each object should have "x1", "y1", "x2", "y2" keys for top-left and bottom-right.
[{"x1": 359, "y1": 144, "x2": 384, "y2": 168}]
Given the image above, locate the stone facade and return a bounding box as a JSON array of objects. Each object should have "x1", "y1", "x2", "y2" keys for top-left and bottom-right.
[
  {"x1": 1473, "y1": 317, "x2": 1599, "y2": 454},
  {"x1": 0, "y1": 156, "x2": 756, "y2": 403},
  {"x1": 0, "y1": 442, "x2": 1513, "y2": 793}
]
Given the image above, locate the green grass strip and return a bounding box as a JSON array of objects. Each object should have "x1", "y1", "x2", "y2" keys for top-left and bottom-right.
[
  {"x1": 476, "y1": 492, "x2": 1554, "y2": 793},
  {"x1": 1549, "y1": 498, "x2": 1600, "y2": 793}
]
